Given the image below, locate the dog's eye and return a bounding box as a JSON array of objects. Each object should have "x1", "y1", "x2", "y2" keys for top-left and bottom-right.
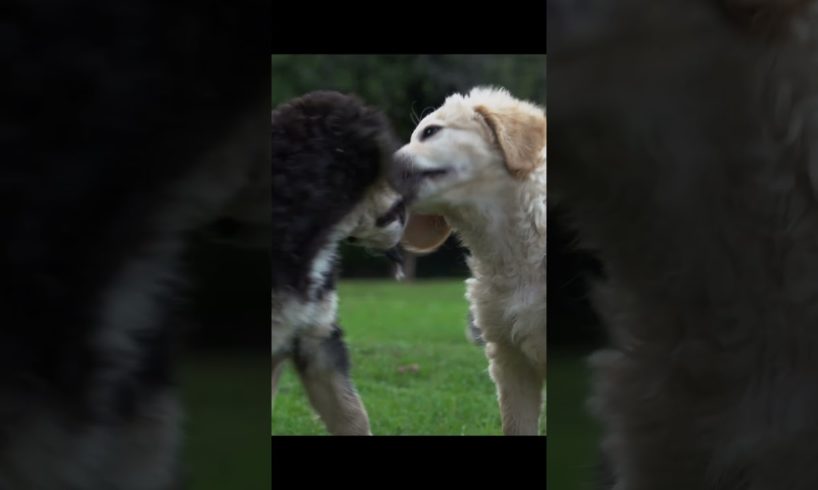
[{"x1": 420, "y1": 125, "x2": 442, "y2": 141}]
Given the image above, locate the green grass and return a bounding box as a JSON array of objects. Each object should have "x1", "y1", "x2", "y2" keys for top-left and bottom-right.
[
  {"x1": 181, "y1": 352, "x2": 271, "y2": 490},
  {"x1": 272, "y1": 279, "x2": 545, "y2": 435},
  {"x1": 547, "y1": 349, "x2": 602, "y2": 490}
]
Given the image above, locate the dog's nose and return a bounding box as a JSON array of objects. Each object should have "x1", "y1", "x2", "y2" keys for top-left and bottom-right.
[{"x1": 387, "y1": 152, "x2": 421, "y2": 199}]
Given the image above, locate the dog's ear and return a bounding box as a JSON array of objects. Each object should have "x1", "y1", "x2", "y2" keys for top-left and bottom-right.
[
  {"x1": 401, "y1": 213, "x2": 452, "y2": 254},
  {"x1": 475, "y1": 105, "x2": 546, "y2": 180}
]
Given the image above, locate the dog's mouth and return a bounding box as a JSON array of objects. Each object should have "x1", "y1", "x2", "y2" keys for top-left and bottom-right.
[
  {"x1": 388, "y1": 168, "x2": 453, "y2": 207},
  {"x1": 419, "y1": 168, "x2": 451, "y2": 180},
  {"x1": 375, "y1": 199, "x2": 407, "y2": 228},
  {"x1": 388, "y1": 151, "x2": 454, "y2": 200}
]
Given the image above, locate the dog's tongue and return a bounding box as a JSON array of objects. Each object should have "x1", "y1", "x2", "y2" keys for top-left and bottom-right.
[{"x1": 401, "y1": 213, "x2": 450, "y2": 253}]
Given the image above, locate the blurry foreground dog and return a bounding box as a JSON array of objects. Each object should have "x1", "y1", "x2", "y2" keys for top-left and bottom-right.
[
  {"x1": 550, "y1": 0, "x2": 818, "y2": 487},
  {"x1": 1, "y1": 3, "x2": 268, "y2": 488}
]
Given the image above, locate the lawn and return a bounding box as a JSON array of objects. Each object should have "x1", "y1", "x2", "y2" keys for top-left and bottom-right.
[
  {"x1": 180, "y1": 352, "x2": 271, "y2": 490},
  {"x1": 547, "y1": 349, "x2": 602, "y2": 490},
  {"x1": 271, "y1": 279, "x2": 546, "y2": 435}
]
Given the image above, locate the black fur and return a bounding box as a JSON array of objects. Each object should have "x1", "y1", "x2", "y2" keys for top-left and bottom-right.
[
  {"x1": 271, "y1": 91, "x2": 398, "y2": 296},
  {"x1": 292, "y1": 324, "x2": 351, "y2": 376},
  {"x1": 4, "y1": 0, "x2": 267, "y2": 414}
]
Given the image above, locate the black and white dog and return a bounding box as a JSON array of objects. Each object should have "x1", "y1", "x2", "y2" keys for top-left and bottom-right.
[
  {"x1": 1, "y1": 2, "x2": 268, "y2": 488},
  {"x1": 270, "y1": 91, "x2": 406, "y2": 435}
]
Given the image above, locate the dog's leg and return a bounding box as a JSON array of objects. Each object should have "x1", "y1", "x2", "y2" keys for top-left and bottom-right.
[
  {"x1": 487, "y1": 341, "x2": 544, "y2": 435},
  {"x1": 292, "y1": 324, "x2": 371, "y2": 435}
]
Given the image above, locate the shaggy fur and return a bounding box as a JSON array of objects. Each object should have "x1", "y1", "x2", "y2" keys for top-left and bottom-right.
[
  {"x1": 270, "y1": 91, "x2": 405, "y2": 436},
  {"x1": 1, "y1": 2, "x2": 269, "y2": 488},
  {"x1": 550, "y1": 0, "x2": 818, "y2": 487},
  {"x1": 389, "y1": 87, "x2": 547, "y2": 435}
]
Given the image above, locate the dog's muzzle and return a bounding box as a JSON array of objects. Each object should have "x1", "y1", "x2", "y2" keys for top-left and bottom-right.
[
  {"x1": 387, "y1": 153, "x2": 423, "y2": 201},
  {"x1": 387, "y1": 153, "x2": 451, "y2": 203}
]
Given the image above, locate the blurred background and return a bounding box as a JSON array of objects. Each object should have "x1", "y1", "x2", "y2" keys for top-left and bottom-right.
[{"x1": 270, "y1": 54, "x2": 546, "y2": 435}]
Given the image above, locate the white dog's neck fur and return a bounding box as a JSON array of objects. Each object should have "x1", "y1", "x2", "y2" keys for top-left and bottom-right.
[{"x1": 445, "y1": 162, "x2": 547, "y2": 287}]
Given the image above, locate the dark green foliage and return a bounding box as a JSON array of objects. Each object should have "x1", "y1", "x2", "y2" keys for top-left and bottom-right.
[{"x1": 272, "y1": 55, "x2": 545, "y2": 140}]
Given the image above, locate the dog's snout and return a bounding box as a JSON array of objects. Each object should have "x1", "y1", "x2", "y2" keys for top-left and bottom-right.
[{"x1": 387, "y1": 152, "x2": 422, "y2": 199}]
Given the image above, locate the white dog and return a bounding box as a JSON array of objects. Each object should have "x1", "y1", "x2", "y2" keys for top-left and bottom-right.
[{"x1": 388, "y1": 86, "x2": 547, "y2": 435}]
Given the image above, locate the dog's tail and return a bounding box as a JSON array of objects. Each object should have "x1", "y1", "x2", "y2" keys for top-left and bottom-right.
[{"x1": 465, "y1": 310, "x2": 486, "y2": 346}]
